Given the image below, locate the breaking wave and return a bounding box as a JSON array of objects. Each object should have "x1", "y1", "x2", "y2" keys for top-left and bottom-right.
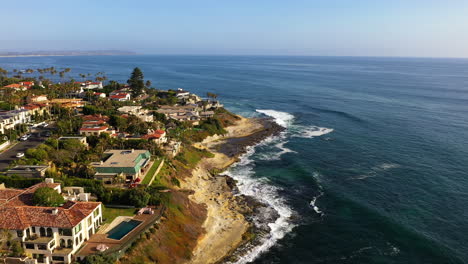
[
  {"x1": 225, "y1": 142, "x2": 296, "y2": 264},
  {"x1": 255, "y1": 109, "x2": 334, "y2": 159}
]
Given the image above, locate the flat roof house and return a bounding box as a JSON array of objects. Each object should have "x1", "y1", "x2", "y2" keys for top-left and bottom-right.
[
  {"x1": 0, "y1": 179, "x2": 102, "y2": 264},
  {"x1": 92, "y1": 149, "x2": 151, "y2": 184},
  {"x1": 6, "y1": 165, "x2": 50, "y2": 178}
]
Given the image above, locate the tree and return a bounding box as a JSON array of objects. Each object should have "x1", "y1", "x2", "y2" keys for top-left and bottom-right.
[
  {"x1": 9, "y1": 240, "x2": 24, "y2": 257},
  {"x1": 33, "y1": 187, "x2": 65, "y2": 207},
  {"x1": 145, "y1": 80, "x2": 152, "y2": 88},
  {"x1": 127, "y1": 67, "x2": 145, "y2": 97},
  {"x1": 126, "y1": 188, "x2": 150, "y2": 208}
]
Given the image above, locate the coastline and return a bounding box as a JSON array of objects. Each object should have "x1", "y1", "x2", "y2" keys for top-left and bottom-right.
[{"x1": 181, "y1": 116, "x2": 283, "y2": 264}]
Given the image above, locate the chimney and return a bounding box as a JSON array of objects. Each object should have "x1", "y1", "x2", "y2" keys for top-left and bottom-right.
[
  {"x1": 45, "y1": 178, "x2": 54, "y2": 184},
  {"x1": 131, "y1": 149, "x2": 134, "y2": 153},
  {"x1": 52, "y1": 208, "x2": 59, "y2": 215}
]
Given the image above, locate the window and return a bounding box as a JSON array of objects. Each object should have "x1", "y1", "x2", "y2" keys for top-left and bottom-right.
[
  {"x1": 95, "y1": 207, "x2": 101, "y2": 217},
  {"x1": 16, "y1": 230, "x2": 23, "y2": 237},
  {"x1": 59, "y1": 228, "x2": 72, "y2": 236},
  {"x1": 74, "y1": 223, "x2": 82, "y2": 234},
  {"x1": 32, "y1": 227, "x2": 36, "y2": 233},
  {"x1": 52, "y1": 256, "x2": 65, "y2": 261},
  {"x1": 60, "y1": 239, "x2": 66, "y2": 248},
  {"x1": 39, "y1": 227, "x2": 46, "y2": 237},
  {"x1": 87, "y1": 217, "x2": 92, "y2": 226},
  {"x1": 46, "y1": 227, "x2": 53, "y2": 237},
  {"x1": 36, "y1": 254, "x2": 45, "y2": 263},
  {"x1": 37, "y1": 244, "x2": 47, "y2": 250},
  {"x1": 25, "y1": 243, "x2": 35, "y2": 249}
]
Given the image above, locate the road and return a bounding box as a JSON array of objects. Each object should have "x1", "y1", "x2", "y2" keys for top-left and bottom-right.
[{"x1": 0, "y1": 128, "x2": 50, "y2": 172}]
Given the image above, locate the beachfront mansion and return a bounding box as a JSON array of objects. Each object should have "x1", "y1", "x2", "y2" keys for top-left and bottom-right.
[{"x1": 0, "y1": 179, "x2": 103, "y2": 264}]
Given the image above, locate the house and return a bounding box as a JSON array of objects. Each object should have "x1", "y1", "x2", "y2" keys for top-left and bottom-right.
[
  {"x1": 59, "y1": 136, "x2": 88, "y2": 148},
  {"x1": 117, "y1": 106, "x2": 153, "y2": 122},
  {"x1": 174, "y1": 88, "x2": 190, "y2": 98},
  {"x1": 3, "y1": 81, "x2": 34, "y2": 91},
  {"x1": 200, "y1": 111, "x2": 215, "y2": 119},
  {"x1": 5, "y1": 165, "x2": 50, "y2": 178},
  {"x1": 49, "y1": 98, "x2": 84, "y2": 109},
  {"x1": 93, "y1": 92, "x2": 106, "y2": 98},
  {"x1": 142, "y1": 129, "x2": 167, "y2": 145},
  {"x1": 75, "y1": 81, "x2": 103, "y2": 89},
  {"x1": 79, "y1": 115, "x2": 115, "y2": 136},
  {"x1": 0, "y1": 109, "x2": 32, "y2": 134},
  {"x1": 155, "y1": 104, "x2": 201, "y2": 123},
  {"x1": 23, "y1": 103, "x2": 50, "y2": 120},
  {"x1": 27, "y1": 95, "x2": 48, "y2": 104},
  {"x1": 91, "y1": 149, "x2": 151, "y2": 184},
  {"x1": 164, "y1": 141, "x2": 181, "y2": 158},
  {"x1": 20, "y1": 81, "x2": 35, "y2": 89},
  {"x1": 0, "y1": 179, "x2": 103, "y2": 264},
  {"x1": 110, "y1": 93, "x2": 131, "y2": 102},
  {"x1": 79, "y1": 126, "x2": 114, "y2": 137},
  {"x1": 3, "y1": 83, "x2": 27, "y2": 91}
]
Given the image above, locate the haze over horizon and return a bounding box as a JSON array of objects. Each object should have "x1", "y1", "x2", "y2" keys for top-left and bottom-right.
[{"x1": 2, "y1": 0, "x2": 468, "y2": 58}]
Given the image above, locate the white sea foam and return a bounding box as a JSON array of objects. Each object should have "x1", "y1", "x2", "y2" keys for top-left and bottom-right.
[
  {"x1": 225, "y1": 141, "x2": 296, "y2": 264},
  {"x1": 255, "y1": 109, "x2": 334, "y2": 160},
  {"x1": 256, "y1": 109, "x2": 294, "y2": 128},
  {"x1": 310, "y1": 192, "x2": 324, "y2": 216},
  {"x1": 297, "y1": 126, "x2": 334, "y2": 138}
]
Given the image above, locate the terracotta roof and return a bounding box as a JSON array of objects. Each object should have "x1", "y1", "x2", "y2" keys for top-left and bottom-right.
[
  {"x1": 0, "y1": 182, "x2": 101, "y2": 230},
  {"x1": 82, "y1": 114, "x2": 109, "y2": 122},
  {"x1": 4, "y1": 84, "x2": 23, "y2": 88},
  {"x1": 0, "y1": 182, "x2": 60, "y2": 207},
  {"x1": 142, "y1": 130, "x2": 166, "y2": 140},
  {"x1": 0, "y1": 202, "x2": 100, "y2": 229}
]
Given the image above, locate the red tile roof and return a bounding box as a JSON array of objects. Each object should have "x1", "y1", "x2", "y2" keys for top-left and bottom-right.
[
  {"x1": 0, "y1": 202, "x2": 100, "y2": 229},
  {"x1": 0, "y1": 183, "x2": 101, "y2": 230}
]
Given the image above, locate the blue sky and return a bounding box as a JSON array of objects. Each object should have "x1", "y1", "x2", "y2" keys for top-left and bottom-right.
[{"x1": 2, "y1": 0, "x2": 468, "y2": 57}]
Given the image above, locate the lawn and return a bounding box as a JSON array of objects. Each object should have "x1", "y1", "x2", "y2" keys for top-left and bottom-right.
[
  {"x1": 141, "y1": 158, "x2": 162, "y2": 185},
  {"x1": 102, "y1": 205, "x2": 136, "y2": 224}
]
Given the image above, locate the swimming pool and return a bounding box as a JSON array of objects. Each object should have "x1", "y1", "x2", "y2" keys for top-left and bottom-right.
[{"x1": 107, "y1": 220, "x2": 142, "y2": 240}]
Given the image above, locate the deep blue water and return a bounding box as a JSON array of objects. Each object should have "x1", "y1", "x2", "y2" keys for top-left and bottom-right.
[{"x1": 2, "y1": 55, "x2": 468, "y2": 263}]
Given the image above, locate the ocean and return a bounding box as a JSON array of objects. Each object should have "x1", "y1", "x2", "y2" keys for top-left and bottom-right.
[{"x1": 2, "y1": 55, "x2": 468, "y2": 263}]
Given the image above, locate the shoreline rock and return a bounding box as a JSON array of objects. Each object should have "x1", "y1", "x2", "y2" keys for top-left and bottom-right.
[{"x1": 183, "y1": 117, "x2": 283, "y2": 264}]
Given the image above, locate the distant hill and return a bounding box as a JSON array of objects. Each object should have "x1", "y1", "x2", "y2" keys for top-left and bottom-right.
[{"x1": 0, "y1": 50, "x2": 137, "y2": 57}]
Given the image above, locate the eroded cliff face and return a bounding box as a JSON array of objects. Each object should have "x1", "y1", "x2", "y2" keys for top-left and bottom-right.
[{"x1": 118, "y1": 190, "x2": 207, "y2": 264}]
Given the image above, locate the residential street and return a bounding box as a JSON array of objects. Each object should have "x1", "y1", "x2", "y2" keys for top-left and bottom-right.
[{"x1": 0, "y1": 128, "x2": 49, "y2": 172}]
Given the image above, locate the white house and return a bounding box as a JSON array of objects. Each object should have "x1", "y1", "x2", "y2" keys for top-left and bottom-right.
[
  {"x1": 117, "y1": 106, "x2": 154, "y2": 122},
  {"x1": 110, "y1": 92, "x2": 131, "y2": 101},
  {"x1": 0, "y1": 179, "x2": 103, "y2": 264},
  {"x1": 0, "y1": 109, "x2": 32, "y2": 134}
]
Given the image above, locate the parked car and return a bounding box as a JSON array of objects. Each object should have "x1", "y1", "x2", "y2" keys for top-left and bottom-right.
[
  {"x1": 20, "y1": 135, "x2": 29, "y2": 141},
  {"x1": 16, "y1": 152, "x2": 24, "y2": 158}
]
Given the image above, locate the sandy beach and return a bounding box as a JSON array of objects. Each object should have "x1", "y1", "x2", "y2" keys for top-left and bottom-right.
[{"x1": 181, "y1": 116, "x2": 271, "y2": 264}]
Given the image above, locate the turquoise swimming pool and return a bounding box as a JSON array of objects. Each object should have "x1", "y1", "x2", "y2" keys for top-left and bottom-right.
[{"x1": 107, "y1": 220, "x2": 142, "y2": 240}]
